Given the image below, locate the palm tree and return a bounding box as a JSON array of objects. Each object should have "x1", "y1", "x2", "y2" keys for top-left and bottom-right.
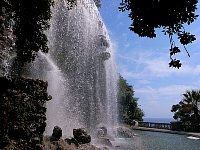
[
  {"x1": 171, "y1": 90, "x2": 200, "y2": 125},
  {"x1": 182, "y1": 90, "x2": 200, "y2": 125}
]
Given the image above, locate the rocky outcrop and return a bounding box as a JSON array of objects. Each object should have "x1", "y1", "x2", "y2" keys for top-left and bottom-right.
[
  {"x1": 0, "y1": 76, "x2": 50, "y2": 149},
  {"x1": 73, "y1": 128, "x2": 91, "y2": 144},
  {"x1": 43, "y1": 127, "x2": 102, "y2": 150},
  {"x1": 65, "y1": 128, "x2": 91, "y2": 147},
  {"x1": 43, "y1": 138, "x2": 102, "y2": 150},
  {"x1": 43, "y1": 136, "x2": 77, "y2": 150},
  {"x1": 50, "y1": 126, "x2": 63, "y2": 142}
]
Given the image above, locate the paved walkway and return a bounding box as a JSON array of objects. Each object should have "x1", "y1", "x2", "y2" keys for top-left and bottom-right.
[{"x1": 131, "y1": 126, "x2": 200, "y2": 138}]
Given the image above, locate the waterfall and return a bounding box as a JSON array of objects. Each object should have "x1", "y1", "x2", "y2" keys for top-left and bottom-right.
[
  {"x1": 47, "y1": 0, "x2": 119, "y2": 136},
  {"x1": 10, "y1": 0, "x2": 119, "y2": 137},
  {"x1": 105, "y1": 43, "x2": 119, "y2": 131}
]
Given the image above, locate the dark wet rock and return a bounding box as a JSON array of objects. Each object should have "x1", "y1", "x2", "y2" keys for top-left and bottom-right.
[
  {"x1": 43, "y1": 136, "x2": 78, "y2": 150},
  {"x1": 64, "y1": 128, "x2": 92, "y2": 148},
  {"x1": 33, "y1": 137, "x2": 41, "y2": 145},
  {"x1": 50, "y1": 126, "x2": 62, "y2": 141},
  {"x1": 36, "y1": 144, "x2": 43, "y2": 150},
  {"x1": 73, "y1": 128, "x2": 91, "y2": 144},
  {"x1": 65, "y1": 137, "x2": 79, "y2": 147},
  {"x1": 43, "y1": 127, "x2": 99, "y2": 149}
]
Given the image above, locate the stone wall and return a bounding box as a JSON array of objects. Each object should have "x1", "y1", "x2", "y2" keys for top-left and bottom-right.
[{"x1": 0, "y1": 76, "x2": 49, "y2": 149}]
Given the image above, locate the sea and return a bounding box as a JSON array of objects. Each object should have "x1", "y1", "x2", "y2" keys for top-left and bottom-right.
[{"x1": 143, "y1": 118, "x2": 175, "y2": 123}]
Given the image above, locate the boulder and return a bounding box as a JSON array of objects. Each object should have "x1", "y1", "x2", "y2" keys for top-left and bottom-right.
[
  {"x1": 50, "y1": 126, "x2": 62, "y2": 142},
  {"x1": 65, "y1": 128, "x2": 91, "y2": 147},
  {"x1": 73, "y1": 128, "x2": 91, "y2": 144},
  {"x1": 116, "y1": 126, "x2": 137, "y2": 138},
  {"x1": 43, "y1": 136, "x2": 76, "y2": 150}
]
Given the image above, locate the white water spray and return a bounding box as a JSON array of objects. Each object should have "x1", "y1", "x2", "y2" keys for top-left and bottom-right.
[{"x1": 16, "y1": 0, "x2": 119, "y2": 137}]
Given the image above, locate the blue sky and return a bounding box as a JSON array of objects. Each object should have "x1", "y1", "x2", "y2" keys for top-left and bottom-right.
[{"x1": 99, "y1": 0, "x2": 200, "y2": 118}]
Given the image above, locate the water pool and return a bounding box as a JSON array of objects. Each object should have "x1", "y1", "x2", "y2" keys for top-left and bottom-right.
[{"x1": 112, "y1": 130, "x2": 200, "y2": 150}]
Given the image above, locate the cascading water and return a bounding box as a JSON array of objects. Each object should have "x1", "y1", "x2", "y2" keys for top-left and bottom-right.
[
  {"x1": 105, "y1": 43, "x2": 119, "y2": 133},
  {"x1": 45, "y1": 0, "x2": 119, "y2": 136},
  {"x1": 12, "y1": 0, "x2": 119, "y2": 137},
  {"x1": 35, "y1": 53, "x2": 68, "y2": 135}
]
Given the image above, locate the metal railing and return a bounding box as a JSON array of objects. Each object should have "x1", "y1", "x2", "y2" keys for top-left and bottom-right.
[{"x1": 138, "y1": 121, "x2": 200, "y2": 132}]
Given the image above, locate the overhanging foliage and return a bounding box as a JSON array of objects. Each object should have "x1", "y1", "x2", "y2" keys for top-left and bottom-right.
[
  {"x1": 119, "y1": 0, "x2": 198, "y2": 68},
  {"x1": 2, "y1": 0, "x2": 77, "y2": 65}
]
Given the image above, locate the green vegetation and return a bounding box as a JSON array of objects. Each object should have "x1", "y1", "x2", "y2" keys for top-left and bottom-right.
[
  {"x1": 118, "y1": 76, "x2": 144, "y2": 124},
  {"x1": 119, "y1": 0, "x2": 198, "y2": 68},
  {"x1": 1, "y1": 0, "x2": 77, "y2": 65},
  {"x1": 2, "y1": 0, "x2": 54, "y2": 64},
  {"x1": 171, "y1": 90, "x2": 200, "y2": 125}
]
